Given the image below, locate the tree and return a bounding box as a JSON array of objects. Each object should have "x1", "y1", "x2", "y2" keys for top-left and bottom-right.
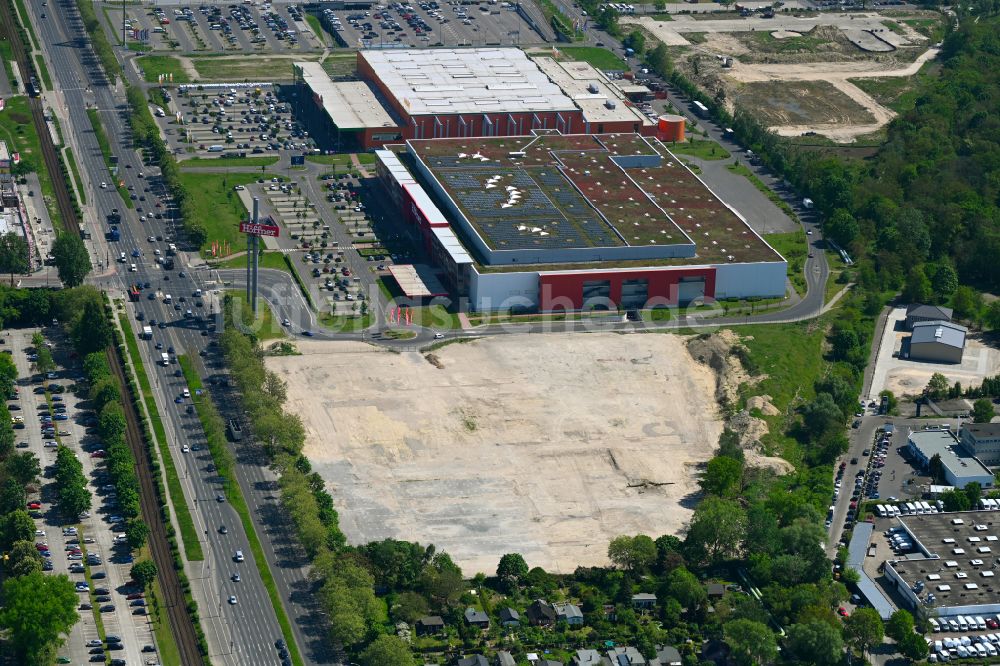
[
  {"x1": 965, "y1": 481, "x2": 983, "y2": 509},
  {"x1": 130, "y1": 560, "x2": 158, "y2": 588},
  {"x1": 986, "y1": 300, "x2": 1000, "y2": 331},
  {"x1": 724, "y1": 619, "x2": 778, "y2": 666},
  {"x1": 844, "y1": 607, "x2": 884, "y2": 657},
  {"x1": 0, "y1": 476, "x2": 27, "y2": 514},
  {"x1": 0, "y1": 572, "x2": 79, "y2": 665},
  {"x1": 4, "y1": 451, "x2": 40, "y2": 485},
  {"x1": 666, "y1": 566, "x2": 707, "y2": 612},
  {"x1": 800, "y1": 393, "x2": 844, "y2": 436},
  {"x1": 125, "y1": 519, "x2": 150, "y2": 550},
  {"x1": 932, "y1": 263, "x2": 959, "y2": 301},
  {"x1": 952, "y1": 285, "x2": 982, "y2": 320},
  {"x1": 885, "y1": 609, "x2": 914, "y2": 641},
  {"x1": 785, "y1": 621, "x2": 844, "y2": 666},
  {"x1": 973, "y1": 398, "x2": 996, "y2": 423},
  {"x1": 941, "y1": 488, "x2": 972, "y2": 512},
  {"x1": 898, "y1": 631, "x2": 930, "y2": 660},
  {"x1": 4, "y1": 540, "x2": 43, "y2": 577},
  {"x1": 0, "y1": 232, "x2": 29, "y2": 286},
  {"x1": 72, "y1": 298, "x2": 112, "y2": 355},
  {"x1": 496, "y1": 553, "x2": 529, "y2": 590},
  {"x1": 51, "y1": 232, "x2": 92, "y2": 287},
  {"x1": 0, "y1": 509, "x2": 36, "y2": 551},
  {"x1": 928, "y1": 453, "x2": 945, "y2": 484},
  {"x1": 684, "y1": 496, "x2": 746, "y2": 565},
  {"x1": 607, "y1": 534, "x2": 657, "y2": 572},
  {"x1": 925, "y1": 372, "x2": 950, "y2": 399},
  {"x1": 701, "y1": 455, "x2": 743, "y2": 497},
  {"x1": 903, "y1": 268, "x2": 932, "y2": 304},
  {"x1": 358, "y1": 634, "x2": 414, "y2": 666},
  {"x1": 646, "y1": 43, "x2": 673, "y2": 77},
  {"x1": 825, "y1": 209, "x2": 859, "y2": 248}
]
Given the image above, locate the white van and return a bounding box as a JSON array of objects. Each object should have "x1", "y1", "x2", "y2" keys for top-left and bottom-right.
[
  {"x1": 876, "y1": 504, "x2": 887, "y2": 517},
  {"x1": 958, "y1": 617, "x2": 969, "y2": 631},
  {"x1": 929, "y1": 618, "x2": 940, "y2": 632},
  {"x1": 976, "y1": 616, "x2": 987, "y2": 630}
]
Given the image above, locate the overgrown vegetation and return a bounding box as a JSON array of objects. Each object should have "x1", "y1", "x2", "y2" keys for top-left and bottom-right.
[{"x1": 74, "y1": 0, "x2": 121, "y2": 83}]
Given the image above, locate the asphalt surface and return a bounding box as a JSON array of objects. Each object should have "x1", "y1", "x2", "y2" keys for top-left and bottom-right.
[{"x1": 30, "y1": 2, "x2": 303, "y2": 663}]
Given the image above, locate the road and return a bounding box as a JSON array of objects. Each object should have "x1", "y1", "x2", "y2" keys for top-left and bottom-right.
[{"x1": 29, "y1": 1, "x2": 300, "y2": 663}]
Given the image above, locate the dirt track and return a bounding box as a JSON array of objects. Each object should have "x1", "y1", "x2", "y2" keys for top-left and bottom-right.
[{"x1": 270, "y1": 334, "x2": 723, "y2": 573}]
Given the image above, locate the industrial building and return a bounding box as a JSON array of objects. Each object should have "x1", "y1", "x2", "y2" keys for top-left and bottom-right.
[
  {"x1": 293, "y1": 48, "x2": 656, "y2": 150},
  {"x1": 959, "y1": 423, "x2": 1000, "y2": 466},
  {"x1": 908, "y1": 320, "x2": 967, "y2": 364},
  {"x1": 884, "y1": 511, "x2": 1000, "y2": 618},
  {"x1": 375, "y1": 132, "x2": 787, "y2": 312},
  {"x1": 906, "y1": 303, "x2": 954, "y2": 330},
  {"x1": 907, "y1": 428, "x2": 993, "y2": 489}
]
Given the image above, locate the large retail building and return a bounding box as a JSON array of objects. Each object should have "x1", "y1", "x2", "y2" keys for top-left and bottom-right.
[
  {"x1": 375, "y1": 132, "x2": 787, "y2": 312},
  {"x1": 293, "y1": 47, "x2": 656, "y2": 150}
]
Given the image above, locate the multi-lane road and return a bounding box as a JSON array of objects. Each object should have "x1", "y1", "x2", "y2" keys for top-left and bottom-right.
[{"x1": 25, "y1": 1, "x2": 319, "y2": 663}]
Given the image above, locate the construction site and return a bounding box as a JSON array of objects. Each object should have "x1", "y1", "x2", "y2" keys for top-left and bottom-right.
[{"x1": 268, "y1": 333, "x2": 724, "y2": 573}]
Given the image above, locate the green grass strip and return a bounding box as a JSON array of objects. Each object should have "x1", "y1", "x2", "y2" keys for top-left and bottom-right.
[
  {"x1": 148, "y1": 577, "x2": 182, "y2": 666},
  {"x1": 118, "y1": 314, "x2": 204, "y2": 561},
  {"x1": 87, "y1": 108, "x2": 133, "y2": 208},
  {"x1": 12, "y1": 0, "x2": 39, "y2": 50},
  {"x1": 282, "y1": 255, "x2": 315, "y2": 310},
  {"x1": 33, "y1": 54, "x2": 51, "y2": 89},
  {"x1": 178, "y1": 355, "x2": 304, "y2": 666},
  {"x1": 63, "y1": 147, "x2": 86, "y2": 205}
]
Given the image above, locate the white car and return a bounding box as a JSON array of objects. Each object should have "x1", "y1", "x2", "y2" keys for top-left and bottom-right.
[
  {"x1": 100, "y1": 182, "x2": 107, "y2": 189},
  {"x1": 228, "y1": 595, "x2": 237, "y2": 605},
  {"x1": 181, "y1": 444, "x2": 190, "y2": 453},
  {"x1": 434, "y1": 332, "x2": 444, "y2": 339},
  {"x1": 182, "y1": 388, "x2": 190, "y2": 398}
]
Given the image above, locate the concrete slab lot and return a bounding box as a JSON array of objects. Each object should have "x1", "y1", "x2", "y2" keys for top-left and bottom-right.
[{"x1": 269, "y1": 334, "x2": 722, "y2": 573}]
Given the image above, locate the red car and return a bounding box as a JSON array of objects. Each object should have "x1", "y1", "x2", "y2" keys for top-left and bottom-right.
[
  {"x1": 90, "y1": 450, "x2": 107, "y2": 458},
  {"x1": 988, "y1": 618, "x2": 999, "y2": 629},
  {"x1": 838, "y1": 607, "x2": 849, "y2": 618},
  {"x1": 26, "y1": 501, "x2": 41, "y2": 510}
]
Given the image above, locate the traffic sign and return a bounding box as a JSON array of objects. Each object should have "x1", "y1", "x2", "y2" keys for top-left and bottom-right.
[{"x1": 240, "y1": 221, "x2": 280, "y2": 237}]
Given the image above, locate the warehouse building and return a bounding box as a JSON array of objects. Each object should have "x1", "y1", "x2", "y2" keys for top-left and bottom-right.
[
  {"x1": 375, "y1": 132, "x2": 787, "y2": 312},
  {"x1": 959, "y1": 423, "x2": 1000, "y2": 466},
  {"x1": 884, "y1": 511, "x2": 1000, "y2": 618},
  {"x1": 907, "y1": 428, "x2": 993, "y2": 489},
  {"x1": 906, "y1": 303, "x2": 954, "y2": 330},
  {"x1": 294, "y1": 48, "x2": 655, "y2": 150},
  {"x1": 908, "y1": 320, "x2": 967, "y2": 364}
]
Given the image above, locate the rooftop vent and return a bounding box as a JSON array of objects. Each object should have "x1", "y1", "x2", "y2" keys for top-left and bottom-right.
[
  {"x1": 604, "y1": 100, "x2": 617, "y2": 110},
  {"x1": 587, "y1": 83, "x2": 599, "y2": 94}
]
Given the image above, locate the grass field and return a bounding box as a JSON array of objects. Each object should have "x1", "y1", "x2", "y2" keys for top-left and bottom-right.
[
  {"x1": 215, "y1": 250, "x2": 289, "y2": 272},
  {"x1": 34, "y1": 55, "x2": 52, "y2": 90},
  {"x1": 190, "y1": 55, "x2": 307, "y2": 81},
  {"x1": 764, "y1": 230, "x2": 808, "y2": 297},
  {"x1": 181, "y1": 156, "x2": 279, "y2": 167},
  {"x1": 848, "y1": 61, "x2": 939, "y2": 114},
  {"x1": 117, "y1": 313, "x2": 204, "y2": 562},
  {"x1": 737, "y1": 320, "x2": 826, "y2": 465},
  {"x1": 137, "y1": 55, "x2": 190, "y2": 83},
  {"x1": 225, "y1": 290, "x2": 284, "y2": 341},
  {"x1": 320, "y1": 53, "x2": 357, "y2": 77},
  {"x1": 555, "y1": 46, "x2": 628, "y2": 71},
  {"x1": 306, "y1": 152, "x2": 376, "y2": 167},
  {"x1": 0, "y1": 96, "x2": 63, "y2": 229},
  {"x1": 667, "y1": 138, "x2": 729, "y2": 161},
  {"x1": 177, "y1": 171, "x2": 267, "y2": 254},
  {"x1": 304, "y1": 13, "x2": 330, "y2": 44}
]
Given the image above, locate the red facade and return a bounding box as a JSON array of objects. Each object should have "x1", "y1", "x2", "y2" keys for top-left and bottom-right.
[{"x1": 538, "y1": 267, "x2": 716, "y2": 311}]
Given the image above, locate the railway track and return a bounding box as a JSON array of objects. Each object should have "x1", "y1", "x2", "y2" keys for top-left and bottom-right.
[
  {"x1": 106, "y1": 346, "x2": 208, "y2": 666},
  {"x1": 0, "y1": 0, "x2": 77, "y2": 235}
]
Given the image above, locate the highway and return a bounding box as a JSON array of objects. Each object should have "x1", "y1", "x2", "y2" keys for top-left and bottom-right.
[{"x1": 29, "y1": 1, "x2": 302, "y2": 663}]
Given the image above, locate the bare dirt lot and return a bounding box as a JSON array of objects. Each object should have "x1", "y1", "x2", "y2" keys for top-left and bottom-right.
[
  {"x1": 734, "y1": 80, "x2": 875, "y2": 127},
  {"x1": 269, "y1": 334, "x2": 723, "y2": 574}
]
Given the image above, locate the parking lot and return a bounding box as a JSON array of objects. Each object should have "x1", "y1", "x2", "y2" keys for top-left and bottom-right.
[
  {"x1": 108, "y1": 2, "x2": 322, "y2": 53},
  {"x1": 156, "y1": 85, "x2": 316, "y2": 159},
  {"x1": 318, "y1": 0, "x2": 541, "y2": 49},
  {"x1": 7, "y1": 329, "x2": 157, "y2": 666}
]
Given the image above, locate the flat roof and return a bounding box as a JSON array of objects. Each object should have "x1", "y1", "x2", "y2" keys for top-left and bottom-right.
[
  {"x1": 295, "y1": 61, "x2": 397, "y2": 130},
  {"x1": 892, "y1": 510, "x2": 1000, "y2": 608},
  {"x1": 533, "y1": 57, "x2": 652, "y2": 127},
  {"x1": 0, "y1": 140, "x2": 9, "y2": 161},
  {"x1": 911, "y1": 320, "x2": 967, "y2": 349},
  {"x1": 387, "y1": 264, "x2": 449, "y2": 298},
  {"x1": 909, "y1": 428, "x2": 992, "y2": 479},
  {"x1": 360, "y1": 48, "x2": 577, "y2": 116},
  {"x1": 962, "y1": 423, "x2": 1000, "y2": 440},
  {"x1": 408, "y1": 133, "x2": 780, "y2": 264},
  {"x1": 847, "y1": 522, "x2": 895, "y2": 620}
]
